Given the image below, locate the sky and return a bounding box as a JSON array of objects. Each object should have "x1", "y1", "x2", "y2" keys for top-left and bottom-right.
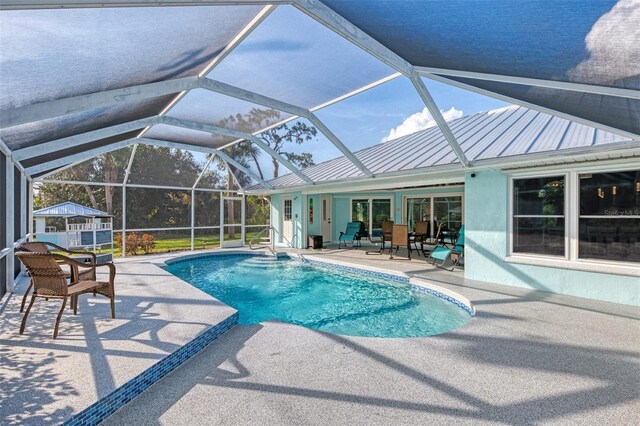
[{"x1": 260, "y1": 76, "x2": 509, "y2": 179}]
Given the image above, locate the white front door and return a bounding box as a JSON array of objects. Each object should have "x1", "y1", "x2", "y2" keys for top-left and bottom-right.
[
  {"x1": 320, "y1": 195, "x2": 332, "y2": 243},
  {"x1": 282, "y1": 198, "x2": 293, "y2": 245}
]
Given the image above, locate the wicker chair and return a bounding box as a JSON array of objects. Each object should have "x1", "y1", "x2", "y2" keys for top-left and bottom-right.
[
  {"x1": 16, "y1": 242, "x2": 97, "y2": 313},
  {"x1": 15, "y1": 252, "x2": 116, "y2": 339}
]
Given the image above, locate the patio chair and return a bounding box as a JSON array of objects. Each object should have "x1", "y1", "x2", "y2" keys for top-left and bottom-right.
[
  {"x1": 16, "y1": 242, "x2": 97, "y2": 313},
  {"x1": 389, "y1": 224, "x2": 410, "y2": 259},
  {"x1": 366, "y1": 220, "x2": 394, "y2": 255},
  {"x1": 15, "y1": 251, "x2": 116, "y2": 339},
  {"x1": 411, "y1": 221, "x2": 430, "y2": 256},
  {"x1": 428, "y1": 225, "x2": 464, "y2": 270},
  {"x1": 339, "y1": 221, "x2": 365, "y2": 248}
]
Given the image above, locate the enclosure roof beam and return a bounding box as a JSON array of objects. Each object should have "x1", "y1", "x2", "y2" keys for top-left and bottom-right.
[
  {"x1": 424, "y1": 73, "x2": 640, "y2": 141},
  {"x1": 137, "y1": 137, "x2": 273, "y2": 189},
  {"x1": 137, "y1": 5, "x2": 275, "y2": 141},
  {"x1": 222, "y1": 158, "x2": 245, "y2": 191},
  {"x1": 293, "y1": 0, "x2": 411, "y2": 74},
  {"x1": 160, "y1": 116, "x2": 314, "y2": 184},
  {"x1": 0, "y1": 0, "x2": 283, "y2": 10},
  {"x1": 294, "y1": 0, "x2": 468, "y2": 167},
  {"x1": 410, "y1": 74, "x2": 469, "y2": 167},
  {"x1": 24, "y1": 138, "x2": 137, "y2": 176},
  {"x1": 0, "y1": 77, "x2": 199, "y2": 129},
  {"x1": 192, "y1": 154, "x2": 216, "y2": 189},
  {"x1": 199, "y1": 80, "x2": 374, "y2": 178},
  {"x1": 0, "y1": 136, "x2": 26, "y2": 173},
  {"x1": 307, "y1": 113, "x2": 374, "y2": 178},
  {"x1": 122, "y1": 143, "x2": 138, "y2": 185},
  {"x1": 415, "y1": 67, "x2": 640, "y2": 100},
  {"x1": 12, "y1": 116, "x2": 158, "y2": 161},
  {"x1": 199, "y1": 78, "x2": 309, "y2": 118}
]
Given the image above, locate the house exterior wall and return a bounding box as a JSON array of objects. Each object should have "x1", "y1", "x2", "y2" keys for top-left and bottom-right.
[
  {"x1": 464, "y1": 170, "x2": 640, "y2": 307},
  {"x1": 269, "y1": 170, "x2": 638, "y2": 306}
]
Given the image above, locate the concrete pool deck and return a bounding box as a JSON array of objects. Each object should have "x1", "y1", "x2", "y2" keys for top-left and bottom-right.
[
  {"x1": 2, "y1": 247, "x2": 639, "y2": 424},
  {"x1": 0, "y1": 250, "x2": 237, "y2": 425},
  {"x1": 107, "y1": 247, "x2": 639, "y2": 425}
]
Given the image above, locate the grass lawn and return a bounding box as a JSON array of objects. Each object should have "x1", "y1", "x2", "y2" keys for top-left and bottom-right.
[{"x1": 113, "y1": 231, "x2": 263, "y2": 257}]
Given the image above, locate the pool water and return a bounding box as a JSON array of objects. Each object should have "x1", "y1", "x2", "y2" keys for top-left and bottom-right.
[{"x1": 166, "y1": 256, "x2": 472, "y2": 338}]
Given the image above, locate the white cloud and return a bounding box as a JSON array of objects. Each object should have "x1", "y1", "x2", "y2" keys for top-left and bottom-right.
[
  {"x1": 569, "y1": 0, "x2": 640, "y2": 86},
  {"x1": 382, "y1": 107, "x2": 463, "y2": 142}
]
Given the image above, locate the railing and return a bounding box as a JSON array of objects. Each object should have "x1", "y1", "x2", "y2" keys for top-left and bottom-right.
[
  {"x1": 248, "y1": 225, "x2": 296, "y2": 253},
  {"x1": 248, "y1": 226, "x2": 273, "y2": 252},
  {"x1": 67, "y1": 223, "x2": 112, "y2": 231}
]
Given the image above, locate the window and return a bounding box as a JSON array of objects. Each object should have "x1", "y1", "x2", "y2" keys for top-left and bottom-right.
[
  {"x1": 283, "y1": 199, "x2": 292, "y2": 221},
  {"x1": 351, "y1": 198, "x2": 392, "y2": 237},
  {"x1": 510, "y1": 167, "x2": 640, "y2": 267},
  {"x1": 512, "y1": 176, "x2": 565, "y2": 256},
  {"x1": 579, "y1": 171, "x2": 640, "y2": 263}
]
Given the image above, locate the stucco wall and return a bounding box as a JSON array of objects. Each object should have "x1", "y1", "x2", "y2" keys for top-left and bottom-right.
[{"x1": 464, "y1": 170, "x2": 640, "y2": 306}]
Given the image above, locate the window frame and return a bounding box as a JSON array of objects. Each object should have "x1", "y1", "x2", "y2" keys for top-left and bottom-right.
[
  {"x1": 508, "y1": 164, "x2": 640, "y2": 276},
  {"x1": 508, "y1": 173, "x2": 569, "y2": 260}
]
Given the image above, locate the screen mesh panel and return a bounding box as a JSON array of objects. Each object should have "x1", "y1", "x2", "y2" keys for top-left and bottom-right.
[
  {"x1": 443, "y1": 76, "x2": 640, "y2": 135},
  {"x1": 321, "y1": 0, "x2": 639, "y2": 135},
  {"x1": 0, "y1": 95, "x2": 174, "y2": 151},
  {"x1": 44, "y1": 146, "x2": 134, "y2": 184},
  {"x1": 128, "y1": 145, "x2": 208, "y2": 187},
  {"x1": 322, "y1": 0, "x2": 636, "y2": 87},
  {"x1": 144, "y1": 124, "x2": 236, "y2": 148},
  {"x1": 208, "y1": 5, "x2": 394, "y2": 109},
  {"x1": 22, "y1": 132, "x2": 138, "y2": 170},
  {"x1": 0, "y1": 6, "x2": 263, "y2": 109},
  {"x1": 165, "y1": 88, "x2": 293, "y2": 136}
]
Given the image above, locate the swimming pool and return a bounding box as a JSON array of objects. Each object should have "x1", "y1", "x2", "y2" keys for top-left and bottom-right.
[{"x1": 166, "y1": 255, "x2": 472, "y2": 338}]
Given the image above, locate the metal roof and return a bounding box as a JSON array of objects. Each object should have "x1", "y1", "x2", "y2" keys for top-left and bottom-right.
[
  {"x1": 33, "y1": 201, "x2": 112, "y2": 218},
  {"x1": 259, "y1": 105, "x2": 637, "y2": 190}
]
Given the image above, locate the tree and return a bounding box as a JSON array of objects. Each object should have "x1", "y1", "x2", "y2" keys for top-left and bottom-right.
[{"x1": 217, "y1": 108, "x2": 318, "y2": 179}]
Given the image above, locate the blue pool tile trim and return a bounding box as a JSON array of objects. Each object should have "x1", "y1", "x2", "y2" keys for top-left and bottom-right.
[
  {"x1": 63, "y1": 312, "x2": 239, "y2": 426},
  {"x1": 165, "y1": 251, "x2": 287, "y2": 266},
  {"x1": 301, "y1": 257, "x2": 409, "y2": 283},
  {"x1": 412, "y1": 285, "x2": 474, "y2": 316},
  {"x1": 301, "y1": 257, "x2": 473, "y2": 315}
]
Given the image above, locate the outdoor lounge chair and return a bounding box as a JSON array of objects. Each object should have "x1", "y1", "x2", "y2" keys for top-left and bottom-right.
[
  {"x1": 15, "y1": 251, "x2": 116, "y2": 339},
  {"x1": 428, "y1": 225, "x2": 464, "y2": 270},
  {"x1": 339, "y1": 221, "x2": 365, "y2": 248},
  {"x1": 16, "y1": 242, "x2": 97, "y2": 313},
  {"x1": 389, "y1": 224, "x2": 410, "y2": 259}
]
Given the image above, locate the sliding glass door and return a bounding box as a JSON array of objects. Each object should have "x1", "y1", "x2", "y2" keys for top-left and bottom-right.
[
  {"x1": 350, "y1": 198, "x2": 392, "y2": 237},
  {"x1": 405, "y1": 194, "x2": 463, "y2": 238}
]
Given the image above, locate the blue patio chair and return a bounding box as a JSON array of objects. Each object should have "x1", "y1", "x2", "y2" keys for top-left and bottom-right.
[
  {"x1": 339, "y1": 221, "x2": 365, "y2": 248},
  {"x1": 428, "y1": 225, "x2": 464, "y2": 270}
]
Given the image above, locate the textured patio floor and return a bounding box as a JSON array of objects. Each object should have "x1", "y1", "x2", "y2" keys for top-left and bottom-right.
[
  {"x1": 0, "y1": 250, "x2": 236, "y2": 425},
  {"x1": 102, "y1": 247, "x2": 640, "y2": 425}
]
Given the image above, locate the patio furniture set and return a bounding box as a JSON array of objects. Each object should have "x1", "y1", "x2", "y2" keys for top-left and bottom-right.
[{"x1": 340, "y1": 220, "x2": 465, "y2": 269}]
